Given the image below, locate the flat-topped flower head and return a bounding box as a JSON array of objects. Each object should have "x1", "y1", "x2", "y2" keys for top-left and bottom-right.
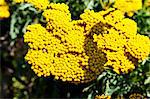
[{"x1": 24, "y1": 3, "x2": 107, "y2": 84}]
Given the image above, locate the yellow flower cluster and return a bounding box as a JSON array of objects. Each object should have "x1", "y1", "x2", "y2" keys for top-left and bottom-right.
[
  {"x1": 0, "y1": 0, "x2": 10, "y2": 19},
  {"x1": 24, "y1": 3, "x2": 150, "y2": 83},
  {"x1": 114, "y1": 0, "x2": 142, "y2": 16},
  {"x1": 93, "y1": 9, "x2": 150, "y2": 74},
  {"x1": 126, "y1": 34, "x2": 150, "y2": 61},
  {"x1": 95, "y1": 94, "x2": 111, "y2": 99},
  {"x1": 24, "y1": 3, "x2": 107, "y2": 84},
  {"x1": 13, "y1": 0, "x2": 24, "y2": 3},
  {"x1": 129, "y1": 93, "x2": 144, "y2": 99},
  {"x1": 13, "y1": 0, "x2": 49, "y2": 10}
]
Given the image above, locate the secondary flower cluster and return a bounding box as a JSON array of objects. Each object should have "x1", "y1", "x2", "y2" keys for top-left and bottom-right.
[
  {"x1": 93, "y1": 9, "x2": 150, "y2": 74},
  {"x1": 114, "y1": 0, "x2": 142, "y2": 16},
  {"x1": 0, "y1": 0, "x2": 10, "y2": 19},
  {"x1": 13, "y1": 0, "x2": 49, "y2": 10},
  {"x1": 24, "y1": 3, "x2": 150, "y2": 83}
]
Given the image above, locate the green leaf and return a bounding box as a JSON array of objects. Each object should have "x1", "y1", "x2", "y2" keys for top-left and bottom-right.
[
  {"x1": 86, "y1": 0, "x2": 94, "y2": 10},
  {"x1": 97, "y1": 72, "x2": 107, "y2": 81},
  {"x1": 144, "y1": 77, "x2": 150, "y2": 85},
  {"x1": 19, "y1": 3, "x2": 32, "y2": 10},
  {"x1": 104, "y1": 80, "x2": 120, "y2": 96},
  {"x1": 87, "y1": 91, "x2": 94, "y2": 99}
]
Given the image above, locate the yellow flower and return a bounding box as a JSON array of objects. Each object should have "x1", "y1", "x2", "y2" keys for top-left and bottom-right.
[
  {"x1": 114, "y1": 0, "x2": 142, "y2": 12},
  {"x1": 104, "y1": 51, "x2": 135, "y2": 74},
  {"x1": 13, "y1": 0, "x2": 50, "y2": 10},
  {"x1": 13, "y1": 0, "x2": 24, "y2": 3},
  {"x1": 125, "y1": 34, "x2": 150, "y2": 61},
  {"x1": 92, "y1": 9, "x2": 150, "y2": 74},
  {"x1": 25, "y1": 0, "x2": 49, "y2": 10},
  {"x1": 95, "y1": 94, "x2": 111, "y2": 99},
  {"x1": 0, "y1": 0, "x2": 10, "y2": 19},
  {"x1": 24, "y1": 3, "x2": 150, "y2": 83},
  {"x1": 114, "y1": 0, "x2": 142, "y2": 16},
  {"x1": 24, "y1": 3, "x2": 107, "y2": 84},
  {"x1": 115, "y1": 18, "x2": 137, "y2": 37},
  {"x1": 0, "y1": 0, "x2": 6, "y2": 5},
  {"x1": 127, "y1": 11, "x2": 134, "y2": 17}
]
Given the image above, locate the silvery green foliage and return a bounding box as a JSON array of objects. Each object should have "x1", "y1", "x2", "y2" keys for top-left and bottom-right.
[
  {"x1": 83, "y1": 57, "x2": 150, "y2": 98},
  {"x1": 10, "y1": 3, "x2": 45, "y2": 40},
  {"x1": 133, "y1": 5, "x2": 150, "y2": 37}
]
